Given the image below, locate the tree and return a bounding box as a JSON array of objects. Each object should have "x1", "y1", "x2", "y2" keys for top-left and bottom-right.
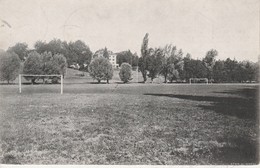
[
  {"x1": 147, "y1": 48, "x2": 163, "y2": 82},
  {"x1": 224, "y1": 58, "x2": 238, "y2": 82},
  {"x1": 7, "y1": 42, "x2": 28, "y2": 61},
  {"x1": 88, "y1": 57, "x2": 113, "y2": 83},
  {"x1": 23, "y1": 51, "x2": 42, "y2": 84},
  {"x1": 0, "y1": 51, "x2": 21, "y2": 84},
  {"x1": 160, "y1": 44, "x2": 172, "y2": 83},
  {"x1": 34, "y1": 41, "x2": 49, "y2": 54},
  {"x1": 34, "y1": 39, "x2": 92, "y2": 69},
  {"x1": 71, "y1": 40, "x2": 92, "y2": 70},
  {"x1": 116, "y1": 50, "x2": 133, "y2": 66},
  {"x1": 203, "y1": 49, "x2": 218, "y2": 81},
  {"x1": 119, "y1": 63, "x2": 132, "y2": 83},
  {"x1": 167, "y1": 64, "x2": 179, "y2": 83},
  {"x1": 103, "y1": 47, "x2": 109, "y2": 59},
  {"x1": 53, "y1": 54, "x2": 67, "y2": 77},
  {"x1": 213, "y1": 60, "x2": 226, "y2": 83},
  {"x1": 183, "y1": 58, "x2": 207, "y2": 81},
  {"x1": 139, "y1": 33, "x2": 149, "y2": 82},
  {"x1": 39, "y1": 52, "x2": 67, "y2": 83}
]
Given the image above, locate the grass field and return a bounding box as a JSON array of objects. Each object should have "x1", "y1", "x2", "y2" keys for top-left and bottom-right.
[{"x1": 0, "y1": 70, "x2": 259, "y2": 164}]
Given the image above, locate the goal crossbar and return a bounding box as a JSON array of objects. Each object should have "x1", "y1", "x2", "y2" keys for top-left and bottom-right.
[{"x1": 19, "y1": 74, "x2": 63, "y2": 94}]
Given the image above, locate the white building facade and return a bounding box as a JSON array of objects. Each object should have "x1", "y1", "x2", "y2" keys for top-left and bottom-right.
[{"x1": 93, "y1": 49, "x2": 119, "y2": 68}]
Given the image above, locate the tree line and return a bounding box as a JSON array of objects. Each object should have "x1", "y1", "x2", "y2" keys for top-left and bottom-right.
[
  {"x1": 0, "y1": 35, "x2": 258, "y2": 84},
  {"x1": 138, "y1": 33, "x2": 259, "y2": 83}
]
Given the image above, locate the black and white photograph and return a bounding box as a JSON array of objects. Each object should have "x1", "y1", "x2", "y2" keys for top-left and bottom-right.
[{"x1": 0, "y1": 0, "x2": 259, "y2": 166}]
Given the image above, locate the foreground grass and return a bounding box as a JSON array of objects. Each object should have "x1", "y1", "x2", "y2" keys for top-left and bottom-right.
[{"x1": 0, "y1": 83, "x2": 258, "y2": 164}]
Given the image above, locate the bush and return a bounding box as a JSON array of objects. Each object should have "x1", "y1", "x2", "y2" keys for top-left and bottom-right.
[
  {"x1": 119, "y1": 63, "x2": 132, "y2": 83},
  {"x1": 0, "y1": 51, "x2": 21, "y2": 84},
  {"x1": 88, "y1": 57, "x2": 113, "y2": 83}
]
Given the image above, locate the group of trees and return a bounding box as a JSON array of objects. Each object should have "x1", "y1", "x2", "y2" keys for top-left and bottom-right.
[
  {"x1": 0, "y1": 49, "x2": 67, "y2": 84},
  {"x1": 116, "y1": 50, "x2": 139, "y2": 67},
  {"x1": 138, "y1": 33, "x2": 259, "y2": 83},
  {"x1": 34, "y1": 39, "x2": 92, "y2": 70},
  {"x1": 23, "y1": 51, "x2": 67, "y2": 84},
  {"x1": 0, "y1": 35, "x2": 258, "y2": 84},
  {"x1": 138, "y1": 33, "x2": 185, "y2": 83},
  {"x1": 0, "y1": 39, "x2": 92, "y2": 84}
]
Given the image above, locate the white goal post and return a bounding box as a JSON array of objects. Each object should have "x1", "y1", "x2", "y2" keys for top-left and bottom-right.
[
  {"x1": 189, "y1": 78, "x2": 209, "y2": 84},
  {"x1": 19, "y1": 74, "x2": 63, "y2": 94}
]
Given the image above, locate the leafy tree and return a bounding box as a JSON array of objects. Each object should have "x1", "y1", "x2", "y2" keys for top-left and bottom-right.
[
  {"x1": 119, "y1": 63, "x2": 132, "y2": 83},
  {"x1": 132, "y1": 52, "x2": 139, "y2": 67},
  {"x1": 213, "y1": 60, "x2": 226, "y2": 82},
  {"x1": 167, "y1": 64, "x2": 179, "y2": 83},
  {"x1": 40, "y1": 52, "x2": 60, "y2": 75},
  {"x1": 34, "y1": 39, "x2": 91, "y2": 69},
  {"x1": 147, "y1": 48, "x2": 163, "y2": 82},
  {"x1": 53, "y1": 54, "x2": 67, "y2": 77},
  {"x1": 116, "y1": 50, "x2": 139, "y2": 67},
  {"x1": 39, "y1": 52, "x2": 67, "y2": 83},
  {"x1": 117, "y1": 50, "x2": 133, "y2": 66},
  {"x1": 252, "y1": 62, "x2": 259, "y2": 82},
  {"x1": 139, "y1": 33, "x2": 149, "y2": 82},
  {"x1": 103, "y1": 47, "x2": 109, "y2": 59},
  {"x1": 242, "y1": 61, "x2": 258, "y2": 82},
  {"x1": 23, "y1": 51, "x2": 42, "y2": 84},
  {"x1": 7, "y1": 42, "x2": 28, "y2": 61},
  {"x1": 71, "y1": 40, "x2": 92, "y2": 70},
  {"x1": 203, "y1": 49, "x2": 218, "y2": 80},
  {"x1": 88, "y1": 57, "x2": 113, "y2": 83},
  {"x1": 160, "y1": 44, "x2": 172, "y2": 83},
  {"x1": 183, "y1": 58, "x2": 207, "y2": 81},
  {"x1": 0, "y1": 51, "x2": 21, "y2": 84},
  {"x1": 34, "y1": 41, "x2": 49, "y2": 54},
  {"x1": 162, "y1": 46, "x2": 184, "y2": 82},
  {"x1": 224, "y1": 58, "x2": 238, "y2": 82}
]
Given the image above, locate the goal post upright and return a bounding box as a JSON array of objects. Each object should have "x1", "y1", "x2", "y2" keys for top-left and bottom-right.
[
  {"x1": 19, "y1": 74, "x2": 22, "y2": 93},
  {"x1": 18, "y1": 74, "x2": 63, "y2": 94},
  {"x1": 61, "y1": 75, "x2": 63, "y2": 94}
]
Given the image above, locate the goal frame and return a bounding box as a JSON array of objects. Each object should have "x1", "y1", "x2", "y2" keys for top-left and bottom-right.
[
  {"x1": 19, "y1": 74, "x2": 63, "y2": 94},
  {"x1": 189, "y1": 78, "x2": 209, "y2": 84}
]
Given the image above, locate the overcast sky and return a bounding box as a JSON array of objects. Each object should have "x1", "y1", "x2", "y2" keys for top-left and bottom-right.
[{"x1": 0, "y1": 0, "x2": 259, "y2": 61}]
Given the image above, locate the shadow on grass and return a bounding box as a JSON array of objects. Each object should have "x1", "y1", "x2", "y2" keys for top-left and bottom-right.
[
  {"x1": 144, "y1": 87, "x2": 258, "y2": 120},
  {"x1": 211, "y1": 137, "x2": 258, "y2": 164},
  {"x1": 214, "y1": 87, "x2": 258, "y2": 99},
  {"x1": 144, "y1": 87, "x2": 258, "y2": 164}
]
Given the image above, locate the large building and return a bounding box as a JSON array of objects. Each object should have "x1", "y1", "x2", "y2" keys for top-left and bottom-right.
[{"x1": 93, "y1": 49, "x2": 119, "y2": 68}]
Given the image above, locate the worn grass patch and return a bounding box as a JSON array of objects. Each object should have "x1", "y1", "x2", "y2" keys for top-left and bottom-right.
[{"x1": 0, "y1": 83, "x2": 258, "y2": 164}]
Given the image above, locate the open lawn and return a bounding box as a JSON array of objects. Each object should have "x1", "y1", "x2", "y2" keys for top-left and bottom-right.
[{"x1": 0, "y1": 73, "x2": 258, "y2": 164}]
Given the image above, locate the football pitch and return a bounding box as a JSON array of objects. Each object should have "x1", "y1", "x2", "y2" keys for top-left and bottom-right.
[{"x1": 0, "y1": 82, "x2": 258, "y2": 164}]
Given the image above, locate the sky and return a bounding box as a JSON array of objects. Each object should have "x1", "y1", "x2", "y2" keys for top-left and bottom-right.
[{"x1": 0, "y1": 0, "x2": 259, "y2": 61}]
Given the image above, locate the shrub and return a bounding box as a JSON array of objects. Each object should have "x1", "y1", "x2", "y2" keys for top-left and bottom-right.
[
  {"x1": 119, "y1": 63, "x2": 132, "y2": 83},
  {"x1": 0, "y1": 51, "x2": 21, "y2": 84},
  {"x1": 88, "y1": 57, "x2": 113, "y2": 83}
]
